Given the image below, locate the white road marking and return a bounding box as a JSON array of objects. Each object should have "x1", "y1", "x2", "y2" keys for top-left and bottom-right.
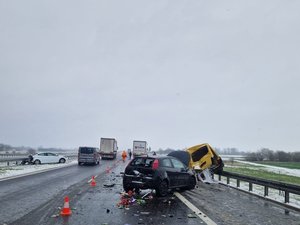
[{"x1": 174, "y1": 192, "x2": 217, "y2": 225}]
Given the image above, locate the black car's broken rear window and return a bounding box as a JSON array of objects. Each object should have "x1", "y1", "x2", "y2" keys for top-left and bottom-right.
[{"x1": 130, "y1": 158, "x2": 155, "y2": 167}]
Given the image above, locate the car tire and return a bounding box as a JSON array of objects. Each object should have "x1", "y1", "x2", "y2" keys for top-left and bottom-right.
[
  {"x1": 34, "y1": 160, "x2": 41, "y2": 165},
  {"x1": 156, "y1": 180, "x2": 169, "y2": 197},
  {"x1": 59, "y1": 158, "x2": 66, "y2": 163},
  {"x1": 188, "y1": 176, "x2": 197, "y2": 190},
  {"x1": 123, "y1": 183, "x2": 133, "y2": 192}
]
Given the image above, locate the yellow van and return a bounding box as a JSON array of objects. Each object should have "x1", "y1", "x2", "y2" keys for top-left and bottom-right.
[{"x1": 186, "y1": 143, "x2": 223, "y2": 174}]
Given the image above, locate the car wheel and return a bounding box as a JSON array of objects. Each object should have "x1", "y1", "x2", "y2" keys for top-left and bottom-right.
[
  {"x1": 123, "y1": 183, "x2": 133, "y2": 192},
  {"x1": 156, "y1": 180, "x2": 169, "y2": 197},
  {"x1": 124, "y1": 186, "x2": 134, "y2": 192},
  {"x1": 59, "y1": 158, "x2": 66, "y2": 163},
  {"x1": 188, "y1": 176, "x2": 197, "y2": 190},
  {"x1": 34, "y1": 160, "x2": 41, "y2": 165},
  {"x1": 123, "y1": 179, "x2": 134, "y2": 192}
]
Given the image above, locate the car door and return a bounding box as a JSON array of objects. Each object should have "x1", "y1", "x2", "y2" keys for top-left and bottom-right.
[
  {"x1": 38, "y1": 153, "x2": 48, "y2": 163},
  {"x1": 160, "y1": 158, "x2": 177, "y2": 188},
  {"x1": 47, "y1": 153, "x2": 58, "y2": 163},
  {"x1": 170, "y1": 158, "x2": 190, "y2": 187}
]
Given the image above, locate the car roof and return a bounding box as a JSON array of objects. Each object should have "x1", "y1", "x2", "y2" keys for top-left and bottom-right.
[
  {"x1": 132, "y1": 155, "x2": 176, "y2": 160},
  {"x1": 36, "y1": 152, "x2": 61, "y2": 155}
]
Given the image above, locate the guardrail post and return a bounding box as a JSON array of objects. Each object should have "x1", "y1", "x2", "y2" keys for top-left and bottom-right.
[
  {"x1": 264, "y1": 186, "x2": 268, "y2": 196},
  {"x1": 249, "y1": 182, "x2": 253, "y2": 192},
  {"x1": 237, "y1": 179, "x2": 240, "y2": 188},
  {"x1": 285, "y1": 191, "x2": 289, "y2": 203},
  {"x1": 7, "y1": 161, "x2": 9, "y2": 166},
  {"x1": 227, "y1": 177, "x2": 230, "y2": 184},
  {"x1": 218, "y1": 174, "x2": 221, "y2": 181}
]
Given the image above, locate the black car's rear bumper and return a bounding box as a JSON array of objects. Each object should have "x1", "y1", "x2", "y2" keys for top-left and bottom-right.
[{"x1": 123, "y1": 173, "x2": 157, "y2": 189}]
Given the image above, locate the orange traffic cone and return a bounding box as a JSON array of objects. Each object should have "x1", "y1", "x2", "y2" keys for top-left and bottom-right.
[
  {"x1": 60, "y1": 196, "x2": 72, "y2": 216},
  {"x1": 91, "y1": 176, "x2": 96, "y2": 187}
]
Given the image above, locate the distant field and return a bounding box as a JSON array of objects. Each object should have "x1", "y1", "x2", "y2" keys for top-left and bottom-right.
[
  {"x1": 225, "y1": 161, "x2": 264, "y2": 168},
  {"x1": 224, "y1": 167, "x2": 300, "y2": 186},
  {"x1": 252, "y1": 161, "x2": 300, "y2": 169},
  {"x1": 223, "y1": 160, "x2": 300, "y2": 186}
]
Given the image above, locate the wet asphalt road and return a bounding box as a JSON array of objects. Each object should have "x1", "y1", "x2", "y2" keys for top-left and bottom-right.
[
  {"x1": 0, "y1": 158, "x2": 202, "y2": 225},
  {"x1": 184, "y1": 183, "x2": 300, "y2": 225},
  {"x1": 1, "y1": 157, "x2": 300, "y2": 225},
  {"x1": 0, "y1": 161, "x2": 110, "y2": 224}
]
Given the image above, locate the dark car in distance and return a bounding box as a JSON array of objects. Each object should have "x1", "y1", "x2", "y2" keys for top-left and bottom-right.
[
  {"x1": 78, "y1": 147, "x2": 100, "y2": 165},
  {"x1": 123, "y1": 156, "x2": 196, "y2": 196}
]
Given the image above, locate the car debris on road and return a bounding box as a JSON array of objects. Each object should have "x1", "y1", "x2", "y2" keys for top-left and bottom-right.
[
  {"x1": 117, "y1": 190, "x2": 154, "y2": 209},
  {"x1": 21, "y1": 155, "x2": 33, "y2": 165}
]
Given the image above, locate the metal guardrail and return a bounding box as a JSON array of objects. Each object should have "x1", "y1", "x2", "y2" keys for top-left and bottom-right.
[
  {"x1": 0, "y1": 157, "x2": 27, "y2": 163},
  {"x1": 0, "y1": 154, "x2": 27, "y2": 161},
  {"x1": 217, "y1": 171, "x2": 300, "y2": 205}
]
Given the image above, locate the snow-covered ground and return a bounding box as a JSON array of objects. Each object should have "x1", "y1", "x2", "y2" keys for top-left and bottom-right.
[
  {"x1": 0, "y1": 159, "x2": 78, "y2": 180},
  {"x1": 220, "y1": 155, "x2": 246, "y2": 161}
]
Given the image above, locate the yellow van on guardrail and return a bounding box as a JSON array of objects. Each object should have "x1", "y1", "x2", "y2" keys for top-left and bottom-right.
[{"x1": 186, "y1": 143, "x2": 223, "y2": 174}]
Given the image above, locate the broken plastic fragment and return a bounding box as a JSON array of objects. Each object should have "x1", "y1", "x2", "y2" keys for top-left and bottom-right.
[
  {"x1": 104, "y1": 183, "x2": 115, "y2": 188},
  {"x1": 141, "y1": 191, "x2": 151, "y2": 199},
  {"x1": 130, "y1": 198, "x2": 136, "y2": 203},
  {"x1": 187, "y1": 213, "x2": 197, "y2": 218}
]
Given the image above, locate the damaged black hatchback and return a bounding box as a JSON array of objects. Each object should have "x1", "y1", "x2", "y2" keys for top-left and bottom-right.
[{"x1": 123, "y1": 156, "x2": 196, "y2": 196}]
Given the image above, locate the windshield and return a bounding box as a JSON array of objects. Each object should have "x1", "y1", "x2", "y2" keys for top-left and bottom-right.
[
  {"x1": 79, "y1": 148, "x2": 95, "y2": 154},
  {"x1": 191, "y1": 146, "x2": 209, "y2": 162}
]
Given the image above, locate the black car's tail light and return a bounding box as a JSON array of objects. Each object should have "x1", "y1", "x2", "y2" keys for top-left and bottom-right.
[{"x1": 152, "y1": 159, "x2": 159, "y2": 170}]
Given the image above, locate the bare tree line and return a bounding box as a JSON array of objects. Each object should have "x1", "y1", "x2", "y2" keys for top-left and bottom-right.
[
  {"x1": 246, "y1": 148, "x2": 300, "y2": 162},
  {"x1": 2, "y1": 143, "x2": 300, "y2": 162},
  {"x1": 0, "y1": 143, "x2": 74, "y2": 155}
]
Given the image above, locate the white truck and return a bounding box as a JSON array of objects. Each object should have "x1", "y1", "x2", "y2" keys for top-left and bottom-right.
[
  {"x1": 132, "y1": 140, "x2": 148, "y2": 157},
  {"x1": 100, "y1": 138, "x2": 118, "y2": 159}
]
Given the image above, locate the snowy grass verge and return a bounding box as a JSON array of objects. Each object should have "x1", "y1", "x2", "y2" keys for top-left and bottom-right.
[{"x1": 0, "y1": 159, "x2": 78, "y2": 181}]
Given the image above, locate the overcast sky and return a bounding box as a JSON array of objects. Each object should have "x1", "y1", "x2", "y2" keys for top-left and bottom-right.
[{"x1": 1, "y1": 0, "x2": 300, "y2": 152}]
